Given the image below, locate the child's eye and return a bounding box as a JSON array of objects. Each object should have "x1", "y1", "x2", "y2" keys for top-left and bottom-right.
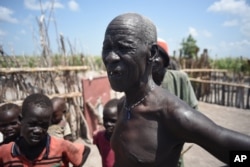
[{"x1": 28, "y1": 123, "x2": 36, "y2": 127}]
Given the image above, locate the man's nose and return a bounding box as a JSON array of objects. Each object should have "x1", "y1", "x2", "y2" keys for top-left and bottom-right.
[{"x1": 105, "y1": 51, "x2": 120, "y2": 64}]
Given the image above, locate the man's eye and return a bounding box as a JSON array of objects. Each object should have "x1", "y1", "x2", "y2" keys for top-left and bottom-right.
[
  {"x1": 102, "y1": 44, "x2": 112, "y2": 52},
  {"x1": 103, "y1": 48, "x2": 110, "y2": 53}
]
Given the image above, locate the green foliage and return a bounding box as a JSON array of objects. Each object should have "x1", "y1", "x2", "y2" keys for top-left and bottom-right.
[
  {"x1": 28, "y1": 56, "x2": 36, "y2": 67},
  {"x1": 0, "y1": 58, "x2": 9, "y2": 67},
  {"x1": 181, "y1": 35, "x2": 199, "y2": 59},
  {"x1": 211, "y1": 57, "x2": 250, "y2": 74},
  {"x1": 69, "y1": 55, "x2": 83, "y2": 66},
  {"x1": 52, "y1": 54, "x2": 63, "y2": 66}
]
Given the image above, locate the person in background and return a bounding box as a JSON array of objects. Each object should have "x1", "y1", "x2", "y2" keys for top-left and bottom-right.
[
  {"x1": 0, "y1": 103, "x2": 22, "y2": 146},
  {"x1": 93, "y1": 98, "x2": 119, "y2": 167},
  {"x1": 152, "y1": 38, "x2": 198, "y2": 110},
  {"x1": 101, "y1": 12, "x2": 250, "y2": 167},
  {"x1": 0, "y1": 93, "x2": 90, "y2": 167},
  {"x1": 47, "y1": 97, "x2": 73, "y2": 141},
  {"x1": 152, "y1": 39, "x2": 198, "y2": 167}
]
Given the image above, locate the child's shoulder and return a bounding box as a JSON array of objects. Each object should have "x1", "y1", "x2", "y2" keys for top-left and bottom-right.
[
  {"x1": 93, "y1": 129, "x2": 106, "y2": 139},
  {"x1": 58, "y1": 119, "x2": 67, "y2": 127},
  {"x1": 0, "y1": 142, "x2": 14, "y2": 156}
]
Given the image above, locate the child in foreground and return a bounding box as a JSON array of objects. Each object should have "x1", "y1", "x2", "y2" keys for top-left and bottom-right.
[
  {"x1": 0, "y1": 103, "x2": 22, "y2": 145},
  {"x1": 93, "y1": 98, "x2": 119, "y2": 167},
  {"x1": 0, "y1": 93, "x2": 90, "y2": 167}
]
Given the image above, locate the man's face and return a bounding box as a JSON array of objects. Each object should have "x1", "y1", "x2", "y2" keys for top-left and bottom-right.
[
  {"x1": 0, "y1": 110, "x2": 21, "y2": 143},
  {"x1": 21, "y1": 107, "x2": 51, "y2": 146},
  {"x1": 102, "y1": 19, "x2": 148, "y2": 92},
  {"x1": 152, "y1": 55, "x2": 166, "y2": 86}
]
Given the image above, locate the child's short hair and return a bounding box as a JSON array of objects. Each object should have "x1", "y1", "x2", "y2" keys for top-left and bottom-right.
[
  {"x1": 104, "y1": 99, "x2": 119, "y2": 110},
  {"x1": 22, "y1": 93, "x2": 52, "y2": 117},
  {"x1": 0, "y1": 103, "x2": 22, "y2": 120}
]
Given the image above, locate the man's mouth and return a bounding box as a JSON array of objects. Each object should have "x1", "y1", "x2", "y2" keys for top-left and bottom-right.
[{"x1": 108, "y1": 69, "x2": 123, "y2": 78}]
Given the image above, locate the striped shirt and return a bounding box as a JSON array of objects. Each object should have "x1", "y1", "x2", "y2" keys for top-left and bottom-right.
[{"x1": 0, "y1": 135, "x2": 85, "y2": 167}]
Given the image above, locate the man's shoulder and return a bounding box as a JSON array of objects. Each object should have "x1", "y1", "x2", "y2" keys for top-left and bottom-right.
[{"x1": 153, "y1": 87, "x2": 180, "y2": 107}]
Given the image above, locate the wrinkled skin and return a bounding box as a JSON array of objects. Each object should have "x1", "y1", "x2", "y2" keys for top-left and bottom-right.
[{"x1": 102, "y1": 13, "x2": 250, "y2": 167}]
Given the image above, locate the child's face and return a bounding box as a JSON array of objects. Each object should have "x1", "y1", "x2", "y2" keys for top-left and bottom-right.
[
  {"x1": 21, "y1": 106, "x2": 51, "y2": 146},
  {"x1": 103, "y1": 106, "x2": 117, "y2": 136},
  {"x1": 0, "y1": 110, "x2": 21, "y2": 143},
  {"x1": 51, "y1": 101, "x2": 65, "y2": 124}
]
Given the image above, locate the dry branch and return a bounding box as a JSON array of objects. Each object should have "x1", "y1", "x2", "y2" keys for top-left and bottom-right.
[{"x1": 0, "y1": 66, "x2": 88, "y2": 74}]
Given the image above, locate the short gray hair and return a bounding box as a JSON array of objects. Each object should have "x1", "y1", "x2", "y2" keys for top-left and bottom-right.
[{"x1": 107, "y1": 13, "x2": 157, "y2": 45}]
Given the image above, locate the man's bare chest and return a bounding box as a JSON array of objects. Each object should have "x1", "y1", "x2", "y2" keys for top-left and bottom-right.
[{"x1": 111, "y1": 116, "x2": 181, "y2": 164}]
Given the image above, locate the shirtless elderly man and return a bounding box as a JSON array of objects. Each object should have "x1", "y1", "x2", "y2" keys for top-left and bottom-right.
[{"x1": 101, "y1": 12, "x2": 250, "y2": 167}]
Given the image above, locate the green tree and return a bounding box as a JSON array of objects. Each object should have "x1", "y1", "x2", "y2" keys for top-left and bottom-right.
[{"x1": 181, "y1": 34, "x2": 199, "y2": 59}]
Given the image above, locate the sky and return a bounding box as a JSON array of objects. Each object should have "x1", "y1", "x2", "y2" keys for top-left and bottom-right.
[{"x1": 0, "y1": 0, "x2": 250, "y2": 59}]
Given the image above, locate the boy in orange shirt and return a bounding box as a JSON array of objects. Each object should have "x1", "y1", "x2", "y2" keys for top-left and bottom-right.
[{"x1": 0, "y1": 93, "x2": 90, "y2": 167}]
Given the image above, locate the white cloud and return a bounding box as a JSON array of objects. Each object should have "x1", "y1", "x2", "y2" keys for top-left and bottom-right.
[
  {"x1": 0, "y1": 29, "x2": 6, "y2": 36},
  {"x1": 187, "y1": 27, "x2": 212, "y2": 39},
  {"x1": 208, "y1": 0, "x2": 250, "y2": 37},
  {"x1": 24, "y1": 0, "x2": 64, "y2": 11},
  {"x1": 188, "y1": 27, "x2": 198, "y2": 37},
  {"x1": 0, "y1": 6, "x2": 18, "y2": 23},
  {"x1": 222, "y1": 19, "x2": 238, "y2": 26},
  {"x1": 207, "y1": 0, "x2": 250, "y2": 16},
  {"x1": 68, "y1": 0, "x2": 79, "y2": 11}
]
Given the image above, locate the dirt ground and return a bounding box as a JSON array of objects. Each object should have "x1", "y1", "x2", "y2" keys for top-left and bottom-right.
[
  {"x1": 78, "y1": 101, "x2": 250, "y2": 167},
  {"x1": 183, "y1": 102, "x2": 250, "y2": 167}
]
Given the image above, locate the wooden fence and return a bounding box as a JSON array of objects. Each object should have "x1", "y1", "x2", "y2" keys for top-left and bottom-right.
[
  {"x1": 183, "y1": 69, "x2": 250, "y2": 109},
  {"x1": 0, "y1": 66, "x2": 90, "y2": 140},
  {"x1": 1, "y1": 67, "x2": 249, "y2": 141}
]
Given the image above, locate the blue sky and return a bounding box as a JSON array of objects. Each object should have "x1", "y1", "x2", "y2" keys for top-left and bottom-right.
[{"x1": 0, "y1": 0, "x2": 250, "y2": 59}]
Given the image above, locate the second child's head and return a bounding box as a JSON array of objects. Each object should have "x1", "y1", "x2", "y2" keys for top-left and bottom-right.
[
  {"x1": 0, "y1": 103, "x2": 21, "y2": 144},
  {"x1": 21, "y1": 93, "x2": 53, "y2": 146},
  {"x1": 103, "y1": 99, "x2": 119, "y2": 139},
  {"x1": 51, "y1": 97, "x2": 66, "y2": 124}
]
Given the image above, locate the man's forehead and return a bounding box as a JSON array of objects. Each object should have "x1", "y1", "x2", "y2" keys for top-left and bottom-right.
[
  {"x1": 104, "y1": 33, "x2": 139, "y2": 44},
  {"x1": 104, "y1": 24, "x2": 142, "y2": 45},
  {"x1": 106, "y1": 23, "x2": 139, "y2": 37}
]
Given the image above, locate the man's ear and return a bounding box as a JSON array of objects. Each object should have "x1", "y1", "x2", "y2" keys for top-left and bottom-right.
[{"x1": 148, "y1": 44, "x2": 158, "y2": 63}]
